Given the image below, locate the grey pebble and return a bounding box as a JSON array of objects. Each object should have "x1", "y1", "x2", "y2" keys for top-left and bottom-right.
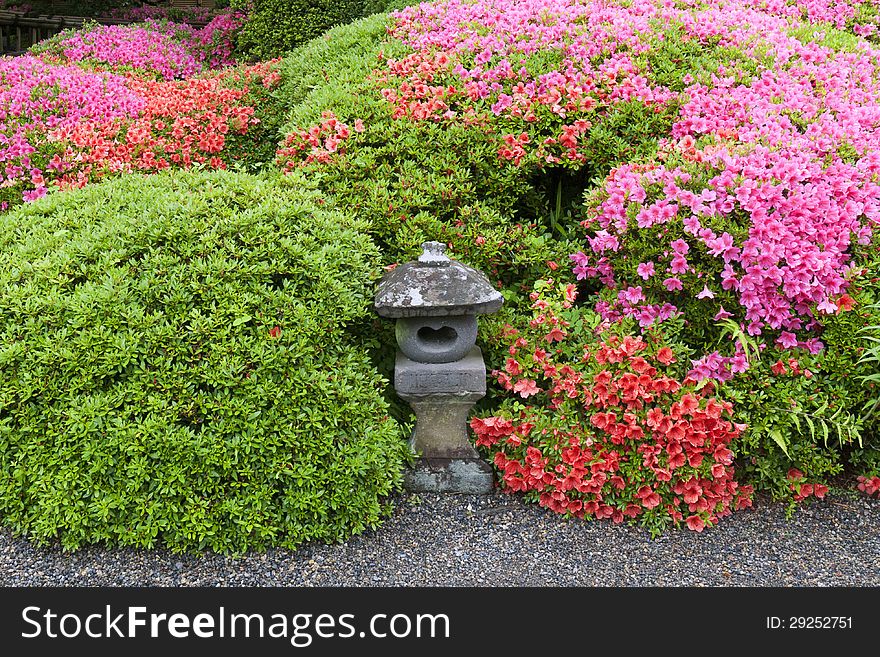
[{"x1": 1, "y1": 491, "x2": 878, "y2": 586}]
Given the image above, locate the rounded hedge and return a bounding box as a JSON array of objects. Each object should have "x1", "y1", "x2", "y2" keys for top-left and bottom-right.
[
  {"x1": 232, "y1": 0, "x2": 367, "y2": 60},
  {"x1": 231, "y1": 1, "x2": 413, "y2": 60},
  {"x1": 0, "y1": 170, "x2": 407, "y2": 553}
]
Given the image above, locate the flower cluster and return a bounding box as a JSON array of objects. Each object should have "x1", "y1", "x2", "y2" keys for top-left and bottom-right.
[
  {"x1": 753, "y1": 0, "x2": 880, "y2": 38},
  {"x1": 856, "y1": 474, "x2": 880, "y2": 496},
  {"x1": 0, "y1": 47, "x2": 279, "y2": 207},
  {"x1": 472, "y1": 279, "x2": 753, "y2": 533},
  {"x1": 34, "y1": 23, "x2": 204, "y2": 79},
  {"x1": 0, "y1": 56, "x2": 145, "y2": 204},
  {"x1": 275, "y1": 0, "x2": 879, "y2": 502},
  {"x1": 378, "y1": 0, "x2": 680, "y2": 168},
  {"x1": 375, "y1": 0, "x2": 879, "y2": 364},
  {"x1": 276, "y1": 112, "x2": 365, "y2": 169},
  {"x1": 32, "y1": 14, "x2": 245, "y2": 80},
  {"x1": 193, "y1": 11, "x2": 247, "y2": 70},
  {"x1": 786, "y1": 467, "x2": 829, "y2": 501},
  {"x1": 569, "y1": 4, "x2": 880, "y2": 356},
  {"x1": 45, "y1": 65, "x2": 272, "y2": 182}
]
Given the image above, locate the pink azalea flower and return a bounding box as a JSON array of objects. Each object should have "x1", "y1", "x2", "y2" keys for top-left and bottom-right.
[
  {"x1": 670, "y1": 239, "x2": 689, "y2": 255},
  {"x1": 619, "y1": 286, "x2": 644, "y2": 304},
  {"x1": 669, "y1": 254, "x2": 689, "y2": 274},
  {"x1": 816, "y1": 299, "x2": 838, "y2": 314},
  {"x1": 713, "y1": 306, "x2": 733, "y2": 321}
]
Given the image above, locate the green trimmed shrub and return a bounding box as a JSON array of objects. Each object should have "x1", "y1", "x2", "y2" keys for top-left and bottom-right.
[
  {"x1": 232, "y1": 0, "x2": 372, "y2": 60},
  {"x1": 0, "y1": 169, "x2": 407, "y2": 553},
  {"x1": 363, "y1": 0, "x2": 414, "y2": 14}
]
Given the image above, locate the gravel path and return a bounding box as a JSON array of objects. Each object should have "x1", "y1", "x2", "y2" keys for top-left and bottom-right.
[{"x1": 2, "y1": 489, "x2": 878, "y2": 587}]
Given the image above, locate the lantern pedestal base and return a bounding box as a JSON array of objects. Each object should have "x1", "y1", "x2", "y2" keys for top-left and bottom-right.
[
  {"x1": 394, "y1": 348, "x2": 495, "y2": 494},
  {"x1": 404, "y1": 457, "x2": 494, "y2": 494}
]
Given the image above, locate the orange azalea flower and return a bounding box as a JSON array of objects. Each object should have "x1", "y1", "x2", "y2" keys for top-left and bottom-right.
[{"x1": 835, "y1": 294, "x2": 855, "y2": 313}]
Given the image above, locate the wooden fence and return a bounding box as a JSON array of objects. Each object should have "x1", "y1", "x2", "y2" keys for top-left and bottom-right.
[{"x1": 0, "y1": 10, "x2": 84, "y2": 54}]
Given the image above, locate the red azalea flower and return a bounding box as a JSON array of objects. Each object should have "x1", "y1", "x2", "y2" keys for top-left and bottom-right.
[
  {"x1": 686, "y1": 515, "x2": 705, "y2": 532},
  {"x1": 655, "y1": 347, "x2": 676, "y2": 365},
  {"x1": 679, "y1": 394, "x2": 699, "y2": 416},
  {"x1": 654, "y1": 468, "x2": 671, "y2": 482},
  {"x1": 683, "y1": 488, "x2": 701, "y2": 505},
  {"x1": 835, "y1": 294, "x2": 855, "y2": 313},
  {"x1": 646, "y1": 407, "x2": 665, "y2": 428},
  {"x1": 859, "y1": 477, "x2": 880, "y2": 496},
  {"x1": 513, "y1": 378, "x2": 540, "y2": 398},
  {"x1": 545, "y1": 327, "x2": 566, "y2": 342},
  {"x1": 642, "y1": 492, "x2": 661, "y2": 509}
]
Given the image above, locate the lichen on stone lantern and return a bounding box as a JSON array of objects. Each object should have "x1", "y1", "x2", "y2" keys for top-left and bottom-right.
[{"x1": 374, "y1": 241, "x2": 503, "y2": 493}]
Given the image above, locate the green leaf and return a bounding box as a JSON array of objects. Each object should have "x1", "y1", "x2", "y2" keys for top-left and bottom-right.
[
  {"x1": 805, "y1": 415, "x2": 815, "y2": 441},
  {"x1": 769, "y1": 429, "x2": 789, "y2": 458}
]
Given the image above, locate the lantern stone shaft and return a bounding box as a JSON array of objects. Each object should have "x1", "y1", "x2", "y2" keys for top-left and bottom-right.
[{"x1": 374, "y1": 242, "x2": 503, "y2": 493}]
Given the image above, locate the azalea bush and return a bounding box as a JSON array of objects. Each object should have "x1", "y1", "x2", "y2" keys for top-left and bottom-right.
[
  {"x1": 272, "y1": 0, "x2": 880, "y2": 523},
  {"x1": 557, "y1": 3, "x2": 880, "y2": 493},
  {"x1": 471, "y1": 279, "x2": 754, "y2": 535},
  {"x1": 0, "y1": 36, "x2": 281, "y2": 210},
  {"x1": 45, "y1": 61, "x2": 281, "y2": 183},
  {"x1": 273, "y1": 12, "x2": 575, "y2": 307},
  {"x1": 0, "y1": 56, "x2": 144, "y2": 208},
  {"x1": 31, "y1": 15, "x2": 245, "y2": 78},
  {"x1": 754, "y1": 0, "x2": 880, "y2": 39}
]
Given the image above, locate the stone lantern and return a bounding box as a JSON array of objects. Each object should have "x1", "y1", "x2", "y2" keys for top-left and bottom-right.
[{"x1": 374, "y1": 241, "x2": 503, "y2": 493}]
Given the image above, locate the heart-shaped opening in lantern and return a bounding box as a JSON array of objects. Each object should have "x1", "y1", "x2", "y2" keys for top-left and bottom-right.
[{"x1": 416, "y1": 325, "x2": 458, "y2": 352}]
